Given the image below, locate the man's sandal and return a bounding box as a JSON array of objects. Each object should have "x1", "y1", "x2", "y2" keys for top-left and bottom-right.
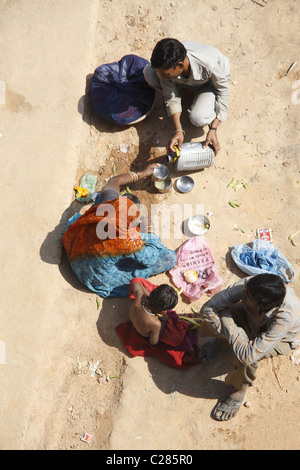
[{"x1": 213, "y1": 396, "x2": 243, "y2": 421}]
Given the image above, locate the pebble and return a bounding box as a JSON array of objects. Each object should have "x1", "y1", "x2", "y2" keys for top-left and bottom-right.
[
  {"x1": 97, "y1": 376, "x2": 107, "y2": 384},
  {"x1": 244, "y1": 401, "x2": 251, "y2": 408}
]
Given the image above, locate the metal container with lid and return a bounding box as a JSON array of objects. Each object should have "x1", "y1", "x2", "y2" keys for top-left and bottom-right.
[{"x1": 167, "y1": 141, "x2": 215, "y2": 172}]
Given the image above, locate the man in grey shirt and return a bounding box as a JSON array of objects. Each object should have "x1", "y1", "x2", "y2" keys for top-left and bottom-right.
[
  {"x1": 198, "y1": 274, "x2": 300, "y2": 421},
  {"x1": 143, "y1": 38, "x2": 230, "y2": 155}
]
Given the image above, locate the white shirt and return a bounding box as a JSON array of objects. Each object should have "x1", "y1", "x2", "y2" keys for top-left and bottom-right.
[
  {"x1": 200, "y1": 277, "x2": 300, "y2": 365},
  {"x1": 159, "y1": 41, "x2": 231, "y2": 122}
]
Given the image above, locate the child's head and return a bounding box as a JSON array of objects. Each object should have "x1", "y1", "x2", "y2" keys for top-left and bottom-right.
[{"x1": 148, "y1": 284, "x2": 178, "y2": 313}]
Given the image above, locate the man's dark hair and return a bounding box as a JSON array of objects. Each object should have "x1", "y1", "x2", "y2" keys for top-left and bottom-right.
[
  {"x1": 148, "y1": 284, "x2": 178, "y2": 313},
  {"x1": 246, "y1": 274, "x2": 286, "y2": 312},
  {"x1": 150, "y1": 38, "x2": 187, "y2": 70}
]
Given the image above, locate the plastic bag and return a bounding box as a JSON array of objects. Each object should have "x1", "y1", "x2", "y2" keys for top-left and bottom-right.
[
  {"x1": 231, "y1": 239, "x2": 295, "y2": 283},
  {"x1": 75, "y1": 172, "x2": 98, "y2": 203},
  {"x1": 169, "y1": 236, "x2": 223, "y2": 302},
  {"x1": 90, "y1": 54, "x2": 155, "y2": 125}
]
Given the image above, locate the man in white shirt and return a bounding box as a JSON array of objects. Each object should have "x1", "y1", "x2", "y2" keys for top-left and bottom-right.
[
  {"x1": 143, "y1": 38, "x2": 230, "y2": 155},
  {"x1": 199, "y1": 274, "x2": 300, "y2": 421}
]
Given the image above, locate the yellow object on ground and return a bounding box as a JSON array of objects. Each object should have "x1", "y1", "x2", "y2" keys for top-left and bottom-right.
[{"x1": 74, "y1": 186, "x2": 89, "y2": 198}]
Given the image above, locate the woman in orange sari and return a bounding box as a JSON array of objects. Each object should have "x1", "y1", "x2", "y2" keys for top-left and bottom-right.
[{"x1": 62, "y1": 165, "x2": 177, "y2": 298}]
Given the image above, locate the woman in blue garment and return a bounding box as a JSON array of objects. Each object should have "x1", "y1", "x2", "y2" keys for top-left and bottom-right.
[{"x1": 62, "y1": 164, "x2": 177, "y2": 298}]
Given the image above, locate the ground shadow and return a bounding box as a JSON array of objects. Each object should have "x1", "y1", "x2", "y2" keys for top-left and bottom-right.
[
  {"x1": 97, "y1": 296, "x2": 235, "y2": 402},
  {"x1": 39, "y1": 199, "x2": 93, "y2": 293},
  {"x1": 78, "y1": 74, "x2": 205, "y2": 174},
  {"x1": 226, "y1": 246, "x2": 249, "y2": 279},
  {"x1": 145, "y1": 345, "x2": 234, "y2": 401}
]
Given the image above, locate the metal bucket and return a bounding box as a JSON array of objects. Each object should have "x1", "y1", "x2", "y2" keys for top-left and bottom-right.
[{"x1": 172, "y1": 142, "x2": 215, "y2": 172}]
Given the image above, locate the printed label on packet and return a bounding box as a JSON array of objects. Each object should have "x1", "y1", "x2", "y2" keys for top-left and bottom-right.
[
  {"x1": 81, "y1": 433, "x2": 92, "y2": 443},
  {"x1": 256, "y1": 227, "x2": 273, "y2": 243}
]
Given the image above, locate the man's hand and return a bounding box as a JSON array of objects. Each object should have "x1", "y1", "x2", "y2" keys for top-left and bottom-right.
[
  {"x1": 203, "y1": 118, "x2": 221, "y2": 155},
  {"x1": 168, "y1": 112, "x2": 184, "y2": 152},
  {"x1": 168, "y1": 130, "x2": 185, "y2": 152},
  {"x1": 203, "y1": 129, "x2": 220, "y2": 155}
]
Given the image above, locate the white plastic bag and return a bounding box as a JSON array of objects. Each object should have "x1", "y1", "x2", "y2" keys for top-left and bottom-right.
[{"x1": 231, "y1": 239, "x2": 295, "y2": 283}]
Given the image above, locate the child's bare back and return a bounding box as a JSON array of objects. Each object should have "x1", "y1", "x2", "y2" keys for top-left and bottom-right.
[{"x1": 129, "y1": 281, "x2": 179, "y2": 345}]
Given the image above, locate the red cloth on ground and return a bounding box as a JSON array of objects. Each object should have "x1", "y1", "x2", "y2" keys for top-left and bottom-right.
[{"x1": 115, "y1": 277, "x2": 200, "y2": 369}]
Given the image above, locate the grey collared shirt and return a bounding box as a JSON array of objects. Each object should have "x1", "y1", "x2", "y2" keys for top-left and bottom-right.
[
  {"x1": 159, "y1": 41, "x2": 231, "y2": 122},
  {"x1": 200, "y1": 277, "x2": 300, "y2": 365}
]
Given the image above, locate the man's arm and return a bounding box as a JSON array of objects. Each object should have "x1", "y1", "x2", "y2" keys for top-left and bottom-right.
[
  {"x1": 203, "y1": 117, "x2": 221, "y2": 155},
  {"x1": 211, "y1": 69, "x2": 231, "y2": 124},
  {"x1": 199, "y1": 280, "x2": 245, "y2": 334},
  {"x1": 202, "y1": 64, "x2": 230, "y2": 156},
  {"x1": 168, "y1": 112, "x2": 185, "y2": 151},
  {"x1": 219, "y1": 309, "x2": 293, "y2": 365},
  {"x1": 158, "y1": 79, "x2": 184, "y2": 152}
]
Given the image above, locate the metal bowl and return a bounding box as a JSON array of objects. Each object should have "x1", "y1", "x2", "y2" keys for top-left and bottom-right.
[
  {"x1": 152, "y1": 164, "x2": 169, "y2": 181},
  {"x1": 188, "y1": 214, "x2": 210, "y2": 235},
  {"x1": 154, "y1": 177, "x2": 172, "y2": 193},
  {"x1": 176, "y1": 176, "x2": 194, "y2": 193}
]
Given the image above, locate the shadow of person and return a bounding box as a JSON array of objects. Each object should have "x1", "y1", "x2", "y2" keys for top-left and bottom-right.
[
  {"x1": 78, "y1": 74, "x2": 205, "y2": 176},
  {"x1": 225, "y1": 247, "x2": 248, "y2": 279},
  {"x1": 96, "y1": 296, "x2": 235, "y2": 401},
  {"x1": 39, "y1": 199, "x2": 92, "y2": 293},
  {"x1": 40, "y1": 200, "x2": 81, "y2": 265},
  {"x1": 144, "y1": 345, "x2": 234, "y2": 400},
  {"x1": 96, "y1": 297, "x2": 132, "y2": 353}
]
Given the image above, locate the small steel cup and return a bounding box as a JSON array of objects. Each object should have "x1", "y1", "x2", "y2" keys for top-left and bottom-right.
[
  {"x1": 152, "y1": 164, "x2": 169, "y2": 181},
  {"x1": 154, "y1": 177, "x2": 172, "y2": 193}
]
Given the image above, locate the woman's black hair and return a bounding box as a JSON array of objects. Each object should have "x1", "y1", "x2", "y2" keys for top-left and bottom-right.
[
  {"x1": 148, "y1": 284, "x2": 178, "y2": 313},
  {"x1": 122, "y1": 193, "x2": 140, "y2": 208},
  {"x1": 246, "y1": 274, "x2": 286, "y2": 312},
  {"x1": 150, "y1": 38, "x2": 187, "y2": 70}
]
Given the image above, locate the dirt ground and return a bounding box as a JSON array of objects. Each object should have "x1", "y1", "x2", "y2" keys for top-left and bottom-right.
[{"x1": 1, "y1": 0, "x2": 300, "y2": 451}]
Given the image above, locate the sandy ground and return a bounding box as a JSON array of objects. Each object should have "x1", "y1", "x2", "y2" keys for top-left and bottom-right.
[{"x1": 0, "y1": 0, "x2": 300, "y2": 451}]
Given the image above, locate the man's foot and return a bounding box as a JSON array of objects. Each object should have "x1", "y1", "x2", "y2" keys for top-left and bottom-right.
[
  {"x1": 198, "y1": 338, "x2": 227, "y2": 363},
  {"x1": 213, "y1": 386, "x2": 248, "y2": 421}
]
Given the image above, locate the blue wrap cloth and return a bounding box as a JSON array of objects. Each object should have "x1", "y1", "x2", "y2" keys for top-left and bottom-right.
[
  {"x1": 90, "y1": 54, "x2": 155, "y2": 125},
  {"x1": 61, "y1": 196, "x2": 177, "y2": 298},
  {"x1": 231, "y1": 239, "x2": 295, "y2": 283},
  {"x1": 68, "y1": 232, "x2": 177, "y2": 298}
]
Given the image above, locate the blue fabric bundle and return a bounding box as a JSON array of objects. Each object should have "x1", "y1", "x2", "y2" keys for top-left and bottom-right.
[
  {"x1": 231, "y1": 239, "x2": 295, "y2": 283},
  {"x1": 65, "y1": 232, "x2": 177, "y2": 298},
  {"x1": 90, "y1": 54, "x2": 155, "y2": 125}
]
